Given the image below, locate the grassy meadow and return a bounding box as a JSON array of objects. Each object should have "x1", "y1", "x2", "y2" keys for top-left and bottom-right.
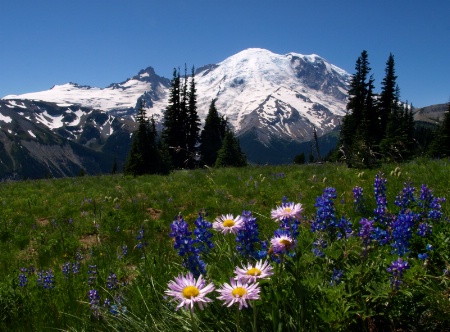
[{"x1": 1, "y1": 159, "x2": 450, "y2": 331}]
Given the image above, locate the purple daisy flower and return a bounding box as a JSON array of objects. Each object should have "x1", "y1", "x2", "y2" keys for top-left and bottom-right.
[
  {"x1": 217, "y1": 278, "x2": 260, "y2": 310},
  {"x1": 165, "y1": 272, "x2": 215, "y2": 312},
  {"x1": 213, "y1": 214, "x2": 245, "y2": 234},
  {"x1": 271, "y1": 202, "x2": 303, "y2": 221},
  {"x1": 234, "y1": 259, "x2": 274, "y2": 283}
]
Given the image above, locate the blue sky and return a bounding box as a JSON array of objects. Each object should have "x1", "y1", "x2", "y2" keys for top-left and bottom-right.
[{"x1": 1, "y1": 0, "x2": 449, "y2": 107}]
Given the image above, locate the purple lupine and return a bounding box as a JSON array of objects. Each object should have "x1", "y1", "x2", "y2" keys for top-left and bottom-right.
[
  {"x1": 62, "y1": 262, "x2": 71, "y2": 278},
  {"x1": 336, "y1": 216, "x2": 353, "y2": 240},
  {"x1": 418, "y1": 185, "x2": 446, "y2": 221},
  {"x1": 311, "y1": 187, "x2": 338, "y2": 234},
  {"x1": 37, "y1": 270, "x2": 55, "y2": 289},
  {"x1": 311, "y1": 237, "x2": 327, "y2": 258},
  {"x1": 118, "y1": 245, "x2": 128, "y2": 259},
  {"x1": 417, "y1": 222, "x2": 432, "y2": 237},
  {"x1": 193, "y1": 212, "x2": 214, "y2": 254},
  {"x1": 330, "y1": 268, "x2": 344, "y2": 286},
  {"x1": 169, "y1": 214, "x2": 206, "y2": 277},
  {"x1": 373, "y1": 173, "x2": 388, "y2": 224},
  {"x1": 71, "y1": 262, "x2": 79, "y2": 274},
  {"x1": 88, "y1": 265, "x2": 98, "y2": 286},
  {"x1": 18, "y1": 268, "x2": 28, "y2": 287},
  {"x1": 236, "y1": 210, "x2": 267, "y2": 260},
  {"x1": 88, "y1": 289, "x2": 101, "y2": 315},
  {"x1": 353, "y1": 186, "x2": 365, "y2": 213},
  {"x1": 106, "y1": 272, "x2": 118, "y2": 290},
  {"x1": 311, "y1": 188, "x2": 351, "y2": 242},
  {"x1": 387, "y1": 257, "x2": 410, "y2": 289},
  {"x1": 358, "y1": 218, "x2": 375, "y2": 254},
  {"x1": 390, "y1": 212, "x2": 415, "y2": 256},
  {"x1": 428, "y1": 197, "x2": 446, "y2": 221},
  {"x1": 394, "y1": 181, "x2": 416, "y2": 213},
  {"x1": 136, "y1": 226, "x2": 147, "y2": 249},
  {"x1": 371, "y1": 227, "x2": 390, "y2": 246}
]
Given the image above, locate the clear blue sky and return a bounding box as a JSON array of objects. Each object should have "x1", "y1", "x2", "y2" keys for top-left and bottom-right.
[{"x1": 1, "y1": 0, "x2": 449, "y2": 107}]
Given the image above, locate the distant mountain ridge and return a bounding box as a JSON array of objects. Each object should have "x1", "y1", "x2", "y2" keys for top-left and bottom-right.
[
  {"x1": 4, "y1": 48, "x2": 350, "y2": 141},
  {"x1": 0, "y1": 48, "x2": 445, "y2": 177}
]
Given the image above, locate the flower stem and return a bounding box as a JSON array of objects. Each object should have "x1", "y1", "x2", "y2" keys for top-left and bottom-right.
[{"x1": 190, "y1": 309, "x2": 198, "y2": 332}]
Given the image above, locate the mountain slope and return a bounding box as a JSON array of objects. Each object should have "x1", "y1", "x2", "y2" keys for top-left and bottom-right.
[
  {"x1": 0, "y1": 99, "x2": 134, "y2": 179},
  {"x1": 2, "y1": 48, "x2": 353, "y2": 168}
]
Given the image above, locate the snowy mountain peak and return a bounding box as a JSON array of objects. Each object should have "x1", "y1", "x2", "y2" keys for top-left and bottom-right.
[{"x1": 3, "y1": 48, "x2": 351, "y2": 146}]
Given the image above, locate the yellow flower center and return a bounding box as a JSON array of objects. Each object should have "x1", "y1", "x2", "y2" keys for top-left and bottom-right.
[
  {"x1": 182, "y1": 285, "x2": 200, "y2": 299},
  {"x1": 246, "y1": 267, "x2": 261, "y2": 276},
  {"x1": 284, "y1": 207, "x2": 292, "y2": 213},
  {"x1": 280, "y1": 239, "x2": 292, "y2": 247},
  {"x1": 223, "y1": 219, "x2": 235, "y2": 227},
  {"x1": 231, "y1": 287, "x2": 247, "y2": 298}
]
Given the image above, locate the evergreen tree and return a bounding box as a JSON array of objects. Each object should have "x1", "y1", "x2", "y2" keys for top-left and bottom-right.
[
  {"x1": 124, "y1": 101, "x2": 147, "y2": 175},
  {"x1": 124, "y1": 100, "x2": 167, "y2": 176},
  {"x1": 378, "y1": 53, "x2": 398, "y2": 141},
  {"x1": 186, "y1": 66, "x2": 201, "y2": 168},
  {"x1": 162, "y1": 68, "x2": 187, "y2": 169},
  {"x1": 215, "y1": 130, "x2": 247, "y2": 168},
  {"x1": 429, "y1": 102, "x2": 450, "y2": 157},
  {"x1": 199, "y1": 99, "x2": 228, "y2": 166},
  {"x1": 162, "y1": 66, "x2": 200, "y2": 169},
  {"x1": 340, "y1": 50, "x2": 377, "y2": 167}
]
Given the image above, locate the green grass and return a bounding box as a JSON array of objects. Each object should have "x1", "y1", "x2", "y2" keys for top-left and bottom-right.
[{"x1": 1, "y1": 159, "x2": 450, "y2": 331}]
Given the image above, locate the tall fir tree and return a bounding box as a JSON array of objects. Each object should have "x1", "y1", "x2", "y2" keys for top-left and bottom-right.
[
  {"x1": 162, "y1": 66, "x2": 200, "y2": 169},
  {"x1": 162, "y1": 68, "x2": 186, "y2": 169},
  {"x1": 378, "y1": 53, "x2": 398, "y2": 141},
  {"x1": 199, "y1": 99, "x2": 228, "y2": 166},
  {"x1": 429, "y1": 102, "x2": 450, "y2": 158},
  {"x1": 186, "y1": 66, "x2": 201, "y2": 168},
  {"x1": 215, "y1": 130, "x2": 247, "y2": 168},
  {"x1": 124, "y1": 100, "x2": 166, "y2": 175},
  {"x1": 340, "y1": 50, "x2": 377, "y2": 167}
]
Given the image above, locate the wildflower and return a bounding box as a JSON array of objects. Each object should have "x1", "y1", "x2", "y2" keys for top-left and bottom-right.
[
  {"x1": 37, "y1": 270, "x2": 55, "y2": 289},
  {"x1": 311, "y1": 187, "x2": 338, "y2": 233},
  {"x1": 352, "y1": 186, "x2": 365, "y2": 212},
  {"x1": 62, "y1": 262, "x2": 71, "y2": 278},
  {"x1": 217, "y1": 278, "x2": 260, "y2": 310},
  {"x1": 390, "y1": 212, "x2": 415, "y2": 256},
  {"x1": 193, "y1": 212, "x2": 214, "y2": 254},
  {"x1": 89, "y1": 289, "x2": 101, "y2": 314},
  {"x1": 330, "y1": 268, "x2": 344, "y2": 286},
  {"x1": 236, "y1": 211, "x2": 266, "y2": 259},
  {"x1": 72, "y1": 261, "x2": 80, "y2": 274},
  {"x1": 311, "y1": 237, "x2": 327, "y2": 258},
  {"x1": 394, "y1": 181, "x2": 416, "y2": 213},
  {"x1": 358, "y1": 218, "x2": 374, "y2": 255},
  {"x1": 271, "y1": 202, "x2": 303, "y2": 221},
  {"x1": 107, "y1": 272, "x2": 118, "y2": 290},
  {"x1": 418, "y1": 253, "x2": 428, "y2": 260},
  {"x1": 170, "y1": 214, "x2": 207, "y2": 277},
  {"x1": 270, "y1": 233, "x2": 297, "y2": 254},
  {"x1": 165, "y1": 272, "x2": 215, "y2": 312},
  {"x1": 234, "y1": 259, "x2": 274, "y2": 283},
  {"x1": 213, "y1": 214, "x2": 245, "y2": 234},
  {"x1": 136, "y1": 226, "x2": 147, "y2": 249},
  {"x1": 18, "y1": 268, "x2": 28, "y2": 287},
  {"x1": 373, "y1": 173, "x2": 388, "y2": 224},
  {"x1": 417, "y1": 222, "x2": 432, "y2": 237},
  {"x1": 387, "y1": 257, "x2": 410, "y2": 289},
  {"x1": 88, "y1": 265, "x2": 98, "y2": 286}
]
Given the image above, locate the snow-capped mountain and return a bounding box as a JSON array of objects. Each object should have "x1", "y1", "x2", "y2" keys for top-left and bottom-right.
[
  {"x1": 2, "y1": 48, "x2": 351, "y2": 168},
  {"x1": 4, "y1": 48, "x2": 350, "y2": 142},
  {"x1": 0, "y1": 99, "x2": 134, "y2": 178}
]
